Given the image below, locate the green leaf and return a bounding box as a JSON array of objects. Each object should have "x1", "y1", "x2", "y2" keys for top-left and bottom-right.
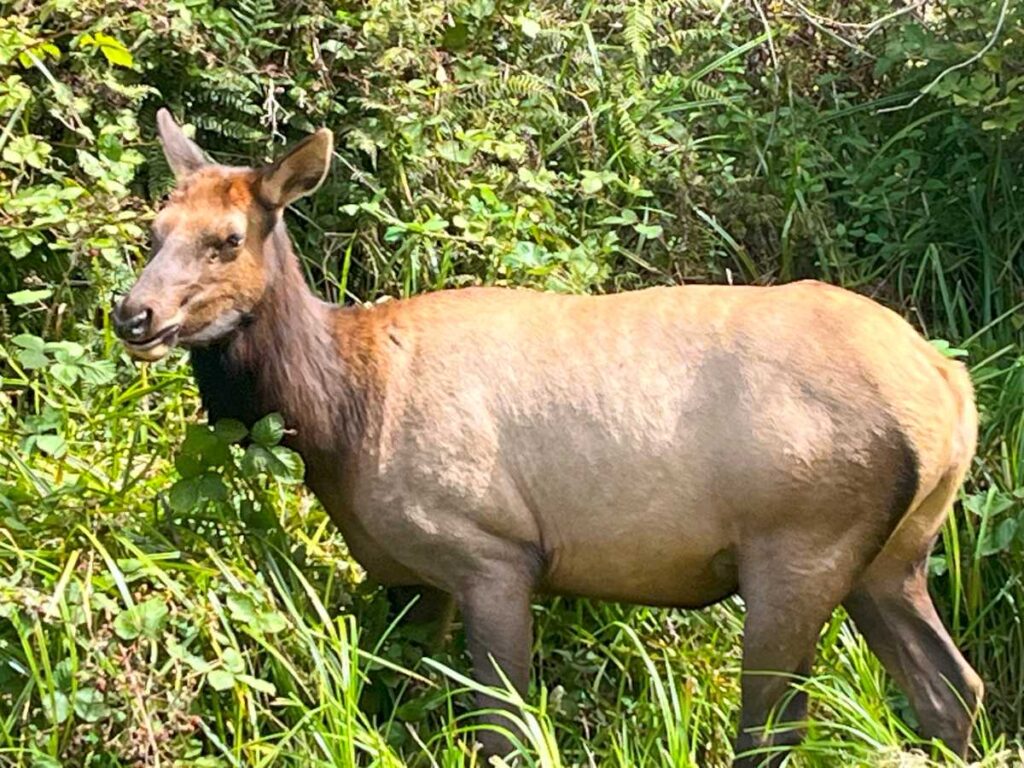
[
  {"x1": 980, "y1": 517, "x2": 1017, "y2": 557},
  {"x1": 221, "y1": 647, "x2": 245, "y2": 674},
  {"x1": 930, "y1": 339, "x2": 968, "y2": 359},
  {"x1": 227, "y1": 593, "x2": 258, "y2": 624},
  {"x1": 166, "y1": 638, "x2": 212, "y2": 673},
  {"x1": 46, "y1": 341, "x2": 85, "y2": 360},
  {"x1": 73, "y1": 688, "x2": 110, "y2": 722},
  {"x1": 241, "y1": 444, "x2": 304, "y2": 482},
  {"x1": 206, "y1": 669, "x2": 235, "y2": 691},
  {"x1": 168, "y1": 478, "x2": 200, "y2": 513},
  {"x1": 113, "y1": 597, "x2": 169, "y2": 641},
  {"x1": 7, "y1": 288, "x2": 51, "y2": 305},
  {"x1": 519, "y1": 17, "x2": 541, "y2": 39},
  {"x1": 41, "y1": 690, "x2": 69, "y2": 724},
  {"x1": 633, "y1": 223, "x2": 663, "y2": 239},
  {"x1": 256, "y1": 611, "x2": 287, "y2": 634},
  {"x1": 12, "y1": 334, "x2": 44, "y2": 351},
  {"x1": 442, "y1": 22, "x2": 469, "y2": 50},
  {"x1": 49, "y1": 363, "x2": 80, "y2": 388},
  {"x1": 174, "y1": 453, "x2": 204, "y2": 480},
  {"x1": 34, "y1": 434, "x2": 67, "y2": 458},
  {"x1": 15, "y1": 342, "x2": 48, "y2": 369},
  {"x1": 268, "y1": 446, "x2": 304, "y2": 482},
  {"x1": 928, "y1": 554, "x2": 948, "y2": 577},
  {"x1": 214, "y1": 419, "x2": 248, "y2": 444},
  {"x1": 78, "y1": 360, "x2": 116, "y2": 386},
  {"x1": 580, "y1": 172, "x2": 604, "y2": 194},
  {"x1": 228, "y1": 593, "x2": 287, "y2": 634},
  {"x1": 179, "y1": 424, "x2": 231, "y2": 468},
  {"x1": 251, "y1": 413, "x2": 285, "y2": 446},
  {"x1": 437, "y1": 141, "x2": 474, "y2": 165},
  {"x1": 598, "y1": 209, "x2": 638, "y2": 226},
  {"x1": 30, "y1": 753, "x2": 62, "y2": 768},
  {"x1": 197, "y1": 473, "x2": 228, "y2": 502},
  {"x1": 81, "y1": 33, "x2": 134, "y2": 68},
  {"x1": 240, "y1": 445, "x2": 272, "y2": 478},
  {"x1": 236, "y1": 674, "x2": 276, "y2": 695}
]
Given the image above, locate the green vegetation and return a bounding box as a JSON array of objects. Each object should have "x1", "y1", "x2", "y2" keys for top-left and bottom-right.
[{"x1": 1, "y1": 0, "x2": 1023, "y2": 765}]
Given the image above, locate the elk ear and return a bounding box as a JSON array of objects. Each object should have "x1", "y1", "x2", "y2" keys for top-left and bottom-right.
[
  {"x1": 258, "y1": 129, "x2": 333, "y2": 208},
  {"x1": 156, "y1": 108, "x2": 208, "y2": 179}
]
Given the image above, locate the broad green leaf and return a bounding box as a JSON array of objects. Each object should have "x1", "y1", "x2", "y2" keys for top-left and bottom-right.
[
  {"x1": 73, "y1": 688, "x2": 110, "y2": 722},
  {"x1": 240, "y1": 444, "x2": 273, "y2": 478},
  {"x1": 236, "y1": 674, "x2": 276, "y2": 695},
  {"x1": 81, "y1": 33, "x2": 134, "y2": 68},
  {"x1": 241, "y1": 444, "x2": 303, "y2": 482},
  {"x1": 980, "y1": 517, "x2": 1017, "y2": 557},
  {"x1": 227, "y1": 593, "x2": 258, "y2": 625},
  {"x1": 55, "y1": 660, "x2": 74, "y2": 691},
  {"x1": 113, "y1": 597, "x2": 169, "y2": 640},
  {"x1": 30, "y1": 753, "x2": 62, "y2": 768},
  {"x1": 197, "y1": 473, "x2": 228, "y2": 502},
  {"x1": 78, "y1": 360, "x2": 116, "y2": 386},
  {"x1": 49, "y1": 343, "x2": 86, "y2": 362},
  {"x1": 206, "y1": 669, "x2": 235, "y2": 691},
  {"x1": 269, "y1": 446, "x2": 304, "y2": 482},
  {"x1": 12, "y1": 334, "x2": 44, "y2": 351},
  {"x1": 16, "y1": 347, "x2": 49, "y2": 370},
  {"x1": 7, "y1": 288, "x2": 51, "y2": 305},
  {"x1": 520, "y1": 17, "x2": 541, "y2": 39},
  {"x1": 167, "y1": 638, "x2": 213, "y2": 673},
  {"x1": 49, "y1": 363, "x2": 80, "y2": 388},
  {"x1": 34, "y1": 434, "x2": 67, "y2": 458},
  {"x1": 633, "y1": 223, "x2": 663, "y2": 239},
  {"x1": 251, "y1": 413, "x2": 285, "y2": 446},
  {"x1": 580, "y1": 172, "x2": 603, "y2": 194},
  {"x1": 41, "y1": 690, "x2": 69, "y2": 724},
  {"x1": 174, "y1": 453, "x2": 204, "y2": 480},
  {"x1": 228, "y1": 593, "x2": 287, "y2": 634},
  {"x1": 214, "y1": 419, "x2": 248, "y2": 444},
  {"x1": 180, "y1": 424, "x2": 231, "y2": 467},
  {"x1": 221, "y1": 647, "x2": 245, "y2": 674},
  {"x1": 168, "y1": 478, "x2": 200, "y2": 512},
  {"x1": 256, "y1": 611, "x2": 287, "y2": 634}
]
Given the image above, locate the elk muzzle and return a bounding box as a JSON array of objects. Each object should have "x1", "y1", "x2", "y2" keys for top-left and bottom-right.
[{"x1": 113, "y1": 295, "x2": 181, "y2": 361}]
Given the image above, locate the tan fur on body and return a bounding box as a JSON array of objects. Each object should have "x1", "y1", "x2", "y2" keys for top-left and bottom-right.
[{"x1": 113, "y1": 111, "x2": 983, "y2": 766}]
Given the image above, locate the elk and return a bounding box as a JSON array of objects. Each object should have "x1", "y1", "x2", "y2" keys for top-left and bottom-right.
[{"x1": 113, "y1": 110, "x2": 983, "y2": 766}]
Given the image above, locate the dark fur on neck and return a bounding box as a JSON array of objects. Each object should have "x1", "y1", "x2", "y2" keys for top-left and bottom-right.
[{"x1": 190, "y1": 223, "x2": 367, "y2": 457}]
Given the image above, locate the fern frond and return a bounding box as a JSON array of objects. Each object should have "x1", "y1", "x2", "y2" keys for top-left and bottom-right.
[
  {"x1": 624, "y1": 0, "x2": 655, "y2": 78},
  {"x1": 615, "y1": 100, "x2": 646, "y2": 162},
  {"x1": 687, "y1": 78, "x2": 726, "y2": 103}
]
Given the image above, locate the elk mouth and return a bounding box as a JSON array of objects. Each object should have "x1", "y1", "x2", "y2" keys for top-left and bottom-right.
[{"x1": 123, "y1": 324, "x2": 180, "y2": 360}]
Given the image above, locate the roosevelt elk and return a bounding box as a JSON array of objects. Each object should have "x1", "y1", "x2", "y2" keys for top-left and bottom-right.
[{"x1": 113, "y1": 110, "x2": 983, "y2": 766}]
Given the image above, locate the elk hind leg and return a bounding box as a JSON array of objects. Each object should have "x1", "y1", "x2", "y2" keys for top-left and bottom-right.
[{"x1": 844, "y1": 559, "x2": 983, "y2": 757}]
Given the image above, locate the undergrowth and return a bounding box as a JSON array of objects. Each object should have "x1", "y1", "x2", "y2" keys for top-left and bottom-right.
[{"x1": 1, "y1": 0, "x2": 1023, "y2": 765}]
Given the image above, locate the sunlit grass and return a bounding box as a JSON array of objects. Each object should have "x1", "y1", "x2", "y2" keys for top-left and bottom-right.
[{"x1": 0, "y1": 458, "x2": 1020, "y2": 767}]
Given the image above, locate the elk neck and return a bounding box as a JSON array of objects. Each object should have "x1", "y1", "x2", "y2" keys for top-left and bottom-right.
[{"x1": 189, "y1": 220, "x2": 372, "y2": 462}]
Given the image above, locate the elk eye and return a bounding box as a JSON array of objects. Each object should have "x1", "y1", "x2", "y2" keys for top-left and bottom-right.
[{"x1": 224, "y1": 233, "x2": 243, "y2": 248}]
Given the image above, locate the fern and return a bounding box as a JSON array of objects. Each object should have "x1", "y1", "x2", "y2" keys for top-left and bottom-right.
[
  {"x1": 228, "y1": 0, "x2": 279, "y2": 37},
  {"x1": 475, "y1": 71, "x2": 558, "y2": 111},
  {"x1": 624, "y1": 0, "x2": 655, "y2": 78},
  {"x1": 615, "y1": 98, "x2": 646, "y2": 163},
  {"x1": 687, "y1": 78, "x2": 727, "y2": 104}
]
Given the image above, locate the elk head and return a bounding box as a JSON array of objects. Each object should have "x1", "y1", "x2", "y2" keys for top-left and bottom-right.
[{"x1": 113, "y1": 109, "x2": 333, "y2": 361}]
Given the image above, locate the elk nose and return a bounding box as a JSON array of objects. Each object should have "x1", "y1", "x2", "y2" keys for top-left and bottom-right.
[{"x1": 113, "y1": 302, "x2": 153, "y2": 341}]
